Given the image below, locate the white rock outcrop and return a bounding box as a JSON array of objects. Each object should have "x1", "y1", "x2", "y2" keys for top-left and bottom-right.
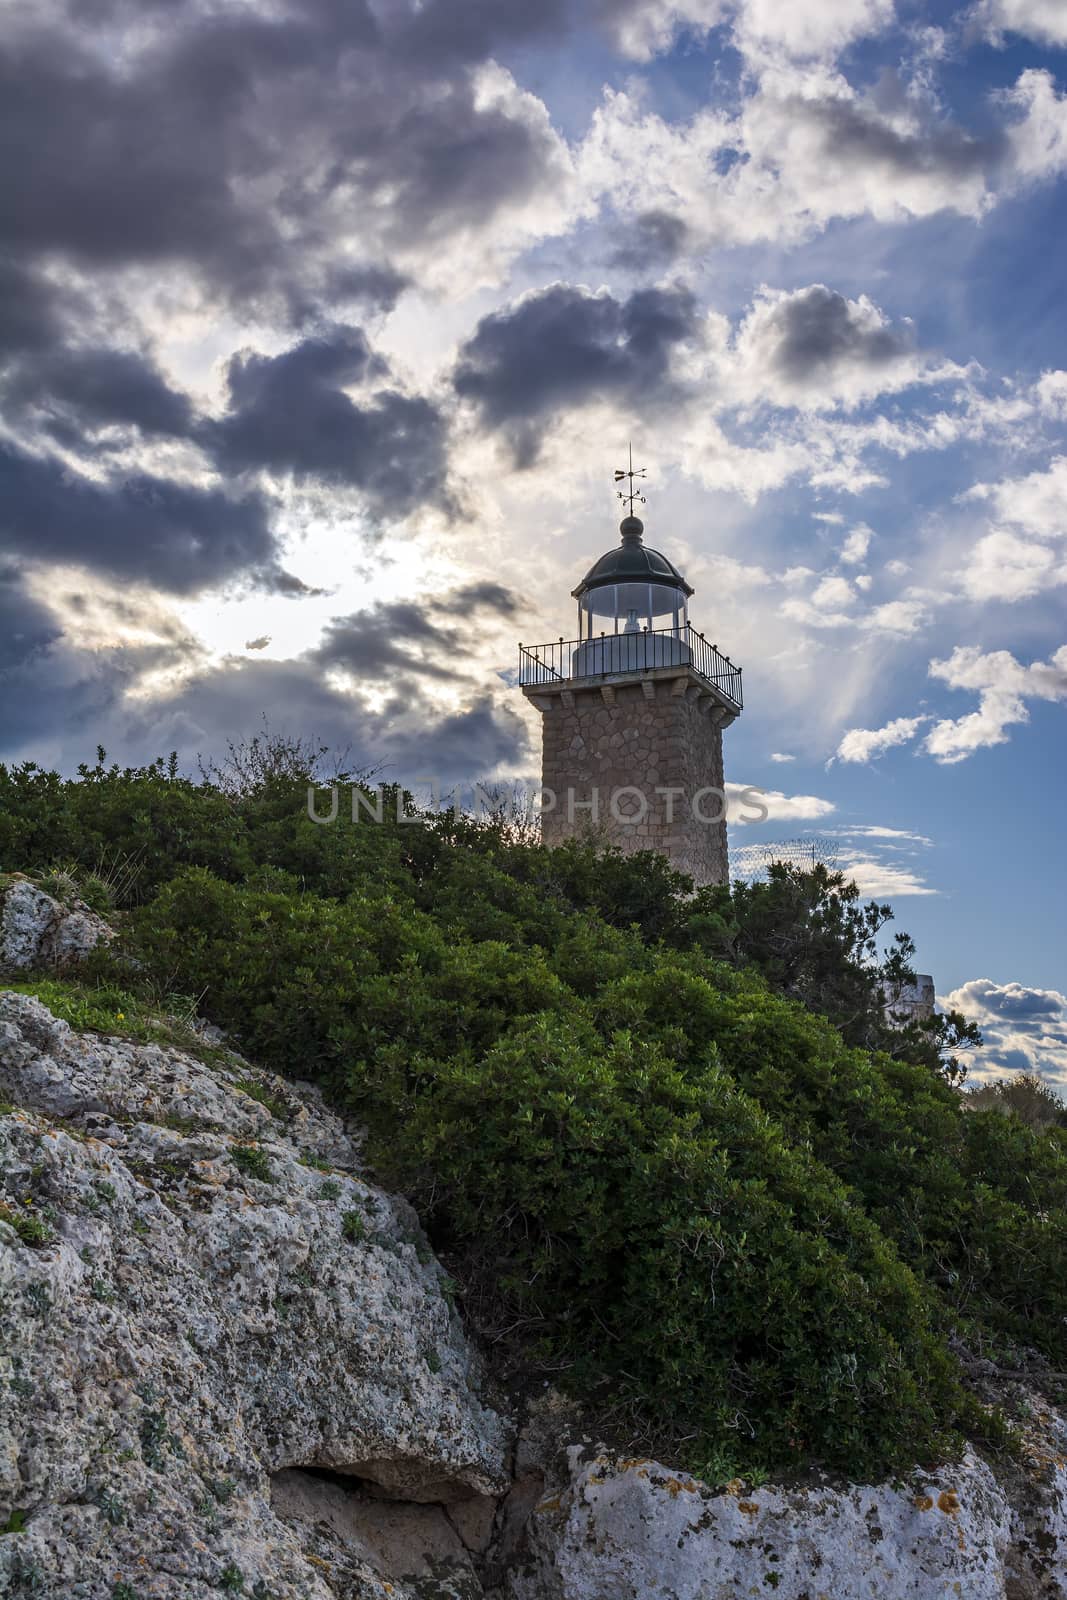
[
  {"x1": 0, "y1": 991, "x2": 510, "y2": 1599},
  {"x1": 501, "y1": 1425, "x2": 1067, "y2": 1600},
  {"x1": 0, "y1": 876, "x2": 112, "y2": 972},
  {"x1": 3, "y1": 939, "x2": 1067, "y2": 1600}
]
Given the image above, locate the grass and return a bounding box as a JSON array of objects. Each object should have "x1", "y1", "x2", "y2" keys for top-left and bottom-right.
[
  {"x1": 341, "y1": 1209, "x2": 366, "y2": 1243},
  {"x1": 1, "y1": 977, "x2": 232, "y2": 1073},
  {"x1": 0, "y1": 1200, "x2": 54, "y2": 1247},
  {"x1": 233, "y1": 1078, "x2": 289, "y2": 1120},
  {"x1": 231, "y1": 1145, "x2": 274, "y2": 1184}
]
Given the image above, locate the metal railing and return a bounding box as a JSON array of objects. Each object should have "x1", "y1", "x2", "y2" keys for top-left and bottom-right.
[{"x1": 518, "y1": 622, "x2": 743, "y2": 711}]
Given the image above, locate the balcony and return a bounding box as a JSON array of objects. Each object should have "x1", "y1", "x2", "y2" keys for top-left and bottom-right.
[{"x1": 518, "y1": 622, "x2": 743, "y2": 713}]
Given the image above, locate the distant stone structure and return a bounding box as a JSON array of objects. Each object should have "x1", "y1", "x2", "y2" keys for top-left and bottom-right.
[
  {"x1": 518, "y1": 484, "x2": 742, "y2": 887},
  {"x1": 883, "y1": 974, "x2": 936, "y2": 1029}
]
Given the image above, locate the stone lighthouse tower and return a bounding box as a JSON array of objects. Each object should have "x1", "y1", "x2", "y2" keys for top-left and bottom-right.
[{"x1": 518, "y1": 467, "x2": 743, "y2": 886}]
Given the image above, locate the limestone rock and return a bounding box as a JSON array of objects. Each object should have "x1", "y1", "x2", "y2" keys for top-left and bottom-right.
[
  {"x1": 503, "y1": 1419, "x2": 1067, "y2": 1600},
  {"x1": 0, "y1": 877, "x2": 112, "y2": 972},
  {"x1": 0, "y1": 991, "x2": 509, "y2": 1599}
]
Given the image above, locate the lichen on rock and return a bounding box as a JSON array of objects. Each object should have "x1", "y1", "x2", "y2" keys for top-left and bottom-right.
[
  {"x1": 0, "y1": 990, "x2": 510, "y2": 1599},
  {"x1": 0, "y1": 876, "x2": 113, "y2": 974}
]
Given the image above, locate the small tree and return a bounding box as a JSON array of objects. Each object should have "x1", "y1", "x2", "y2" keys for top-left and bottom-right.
[
  {"x1": 198, "y1": 718, "x2": 372, "y2": 799},
  {"x1": 966, "y1": 1072, "x2": 1067, "y2": 1130},
  {"x1": 680, "y1": 862, "x2": 981, "y2": 1082}
]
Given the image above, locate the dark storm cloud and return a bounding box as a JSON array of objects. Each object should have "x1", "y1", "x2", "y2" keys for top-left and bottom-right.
[
  {"x1": 792, "y1": 86, "x2": 996, "y2": 189},
  {"x1": 311, "y1": 582, "x2": 519, "y2": 682},
  {"x1": 395, "y1": 0, "x2": 568, "y2": 63},
  {"x1": 611, "y1": 211, "x2": 691, "y2": 271},
  {"x1": 4, "y1": 346, "x2": 193, "y2": 438},
  {"x1": 0, "y1": 646, "x2": 530, "y2": 787},
  {"x1": 286, "y1": 264, "x2": 410, "y2": 328},
  {"x1": 0, "y1": 443, "x2": 276, "y2": 594},
  {"x1": 143, "y1": 658, "x2": 530, "y2": 786},
  {"x1": 437, "y1": 582, "x2": 521, "y2": 615},
  {"x1": 0, "y1": 0, "x2": 569, "y2": 313},
  {"x1": 0, "y1": 562, "x2": 61, "y2": 672},
  {"x1": 207, "y1": 328, "x2": 447, "y2": 512},
  {"x1": 314, "y1": 602, "x2": 466, "y2": 683},
  {"x1": 764, "y1": 285, "x2": 914, "y2": 381},
  {"x1": 0, "y1": 259, "x2": 69, "y2": 355},
  {"x1": 453, "y1": 283, "x2": 698, "y2": 464}
]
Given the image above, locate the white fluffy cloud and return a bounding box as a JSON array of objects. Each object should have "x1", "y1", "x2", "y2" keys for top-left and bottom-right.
[
  {"x1": 725, "y1": 286, "x2": 961, "y2": 412},
  {"x1": 963, "y1": 528, "x2": 1064, "y2": 602},
  {"x1": 961, "y1": 455, "x2": 1067, "y2": 601},
  {"x1": 605, "y1": 0, "x2": 894, "y2": 63},
  {"x1": 840, "y1": 524, "x2": 874, "y2": 564},
  {"x1": 924, "y1": 642, "x2": 1067, "y2": 763},
  {"x1": 944, "y1": 977, "x2": 1067, "y2": 1088},
  {"x1": 834, "y1": 714, "x2": 929, "y2": 763},
  {"x1": 976, "y1": 1, "x2": 1067, "y2": 50},
  {"x1": 735, "y1": 0, "x2": 895, "y2": 59},
  {"x1": 966, "y1": 454, "x2": 1067, "y2": 539},
  {"x1": 579, "y1": 62, "x2": 1067, "y2": 275},
  {"x1": 726, "y1": 783, "x2": 837, "y2": 824},
  {"x1": 836, "y1": 854, "x2": 937, "y2": 896}
]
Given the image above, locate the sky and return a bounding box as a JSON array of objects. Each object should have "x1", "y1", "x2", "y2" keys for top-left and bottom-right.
[{"x1": 0, "y1": 0, "x2": 1065, "y2": 1084}]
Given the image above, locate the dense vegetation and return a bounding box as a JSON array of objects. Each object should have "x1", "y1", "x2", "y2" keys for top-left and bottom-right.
[{"x1": 2, "y1": 747, "x2": 1064, "y2": 1483}]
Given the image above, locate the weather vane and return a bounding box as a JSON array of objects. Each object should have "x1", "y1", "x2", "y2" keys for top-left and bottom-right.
[{"x1": 614, "y1": 442, "x2": 646, "y2": 515}]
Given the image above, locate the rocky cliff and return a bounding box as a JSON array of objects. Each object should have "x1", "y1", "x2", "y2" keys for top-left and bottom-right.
[{"x1": 2, "y1": 880, "x2": 1067, "y2": 1599}]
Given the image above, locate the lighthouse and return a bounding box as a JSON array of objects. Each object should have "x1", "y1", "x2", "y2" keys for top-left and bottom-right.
[{"x1": 518, "y1": 464, "x2": 743, "y2": 886}]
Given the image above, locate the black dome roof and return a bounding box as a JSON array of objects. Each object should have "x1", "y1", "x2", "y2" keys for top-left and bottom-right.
[{"x1": 571, "y1": 515, "x2": 693, "y2": 599}]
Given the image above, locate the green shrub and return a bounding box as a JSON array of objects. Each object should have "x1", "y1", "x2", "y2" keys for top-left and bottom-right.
[
  {"x1": 10, "y1": 755, "x2": 1067, "y2": 1479},
  {"x1": 0, "y1": 1201, "x2": 54, "y2": 1248},
  {"x1": 341, "y1": 1210, "x2": 366, "y2": 1243},
  {"x1": 230, "y1": 1146, "x2": 274, "y2": 1184}
]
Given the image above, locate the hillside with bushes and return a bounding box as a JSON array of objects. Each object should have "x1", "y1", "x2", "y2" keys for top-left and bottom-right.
[{"x1": 2, "y1": 745, "x2": 1066, "y2": 1489}]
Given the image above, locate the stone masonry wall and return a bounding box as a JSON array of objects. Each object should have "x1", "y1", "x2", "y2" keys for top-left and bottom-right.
[{"x1": 530, "y1": 669, "x2": 732, "y2": 887}]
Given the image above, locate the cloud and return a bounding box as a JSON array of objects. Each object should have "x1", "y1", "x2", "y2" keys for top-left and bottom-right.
[
  {"x1": 0, "y1": 561, "x2": 62, "y2": 673},
  {"x1": 924, "y1": 643, "x2": 1067, "y2": 763},
  {"x1": 437, "y1": 582, "x2": 521, "y2": 615},
  {"x1": 208, "y1": 327, "x2": 447, "y2": 512},
  {"x1": 860, "y1": 599, "x2": 929, "y2": 635},
  {"x1": 944, "y1": 977, "x2": 1067, "y2": 1089},
  {"x1": 727, "y1": 783, "x2": 836, "y2": 823},
  {"x1": 733, "y1": 0, "x2": 895, "y2": 59},
  {"x1": 827, "y1": 824, "x2": 933, "y2": 844},
  {"x1": 314, "y1": 602, "x2": 468, "y2": 685},
  {"x1": 731, "y1": 820, "x2": 936, "y2": 895},
  {"x1": 834, "y1": 714, "x2": 928, "y2": 763},
  {"x1": 812, "y1": 574, "x2": 855, "y2": 608},
  {"x1": 579, "y1": 69, "x2": 1001, "y2": 268},
  {"x1": 976, "y1": 2, "x2": 1067, "y2": 50},
  {"x1": 3, "y1": 345, "x2": 194, "y2": 440},
  {"x1": 769, "y1": 751, "x2": 796, "y2": 762},
  {"x1": 729, "y1": 286, "x2": 944, "y2": 411},
  {"x1": 600, "y1": 0, "x2": 894, "y2": 64},
  {"x1": 1000, "y1": 69, "x2": 1067, "y2": 185},
  {"x1": 311, "y1": 584, "x2": 520, "y2": 684},
  {"x1": 0, "y1": 441, "x2": 277, "y2": 595},
  {"x1": 965, "y1": 455, "x2": 1067, "y2": 540},
  {"x1": 0, "y1": 0, "x2": 579, "y2": 310},
  {"x1": 0, "y1": 586, "x2": 533, "y2": 783},
  {"x1": 840, "y1": 524, "x2": 873, "y2": 564},
  {"x1": 834, "y1": 853, "x2": 937, "y2": 896},
  {"x1": 962, "y1": 528, "x2": 1064, "y2": 603},
  {"x1": 610, "y1": 209, "x2": 692, "y2": 270},
  {"x1": 244, "y1": 636, "x2": 271, "y2": 652},
  {"x1": 453, "y1": 282, "x2": 698, "y2": 464}
]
